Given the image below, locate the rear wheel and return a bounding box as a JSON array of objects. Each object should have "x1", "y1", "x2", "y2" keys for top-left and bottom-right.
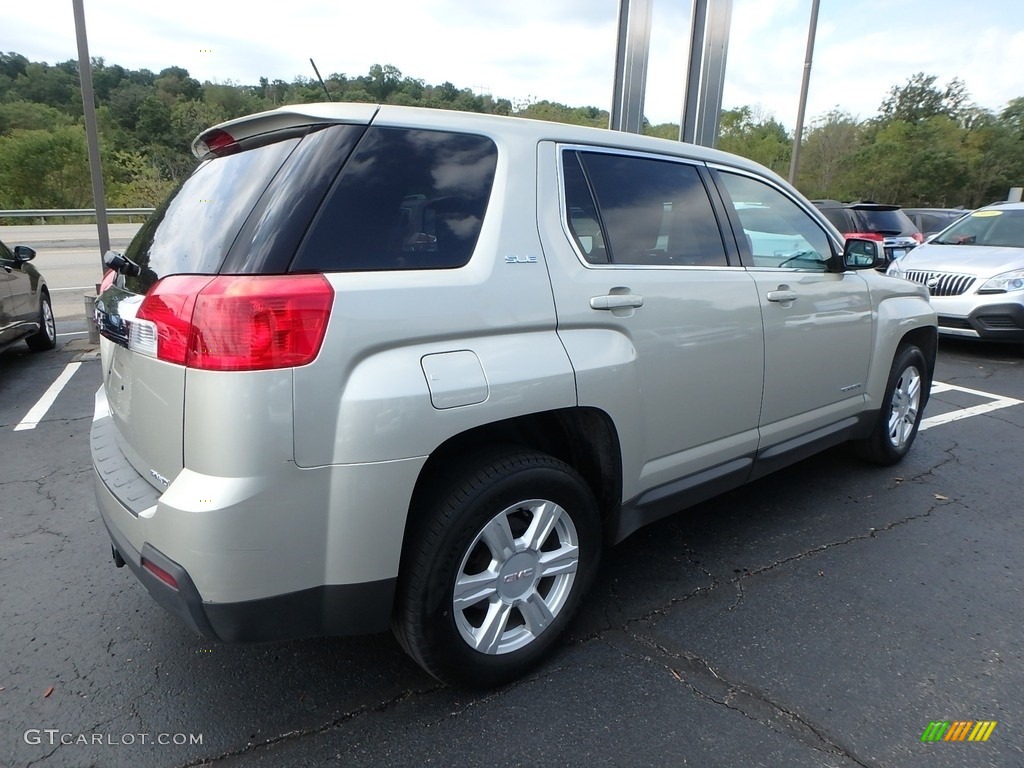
[
  {"x1": 392, "y1": 450, "x2": 601, "y2": 688},
  {"x1": 26, "y1": 291, "x2": 56, "y2": 351},
  {"x1": 854, "y1": 344, "x2": 927, "y2": 465}
]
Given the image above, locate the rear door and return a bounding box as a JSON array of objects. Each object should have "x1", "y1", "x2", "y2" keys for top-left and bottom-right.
[{"x1": 538, "y1": 145, "x2": 765, "y2": 503}]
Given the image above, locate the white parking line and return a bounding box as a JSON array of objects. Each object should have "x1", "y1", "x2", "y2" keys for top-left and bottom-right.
[
  {"x1": 51, "y1": 286, "x2": 95, "y2": 292},
  {"x1": 919, "y1": 381, "x2": 1024, "y2": 432},
  {"x1": 13, "y1": 363, "x2": 82, "y2": 431}
]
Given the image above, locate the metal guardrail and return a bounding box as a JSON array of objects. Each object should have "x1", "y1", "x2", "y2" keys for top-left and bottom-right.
[{"x1": 0, "y1": 208, "x2": 155, "y2": 219}]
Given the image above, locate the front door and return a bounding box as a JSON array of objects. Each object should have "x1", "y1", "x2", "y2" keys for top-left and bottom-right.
[{"x1": 712, "y1": 169, "x2": 873, "y2": 449}]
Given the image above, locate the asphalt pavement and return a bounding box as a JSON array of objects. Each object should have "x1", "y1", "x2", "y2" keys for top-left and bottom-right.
[{"x1": 1, "y1": 334, "x2": 1022, "y2": 768}]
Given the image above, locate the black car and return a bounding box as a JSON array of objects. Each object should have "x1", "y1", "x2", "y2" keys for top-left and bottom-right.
[
  {"x1": 1, "y1": 238, "x2": 56, "y2": 354},
  {"x1": 902, "y1": 207, "x2": 971, "y2": 238},
  {"x1": 811, "y1": 200, "x2": 922, "y2": 266}
]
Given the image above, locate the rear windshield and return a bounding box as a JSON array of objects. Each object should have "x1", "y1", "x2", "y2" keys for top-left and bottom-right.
[
  {"x1": 850, "y1": 208, "x2": 917, "y2": 237},
  {"x1": 292, "y1": 127, "x2": 498, "y2": 271},
  {"x1": 122, "y1": 136, "x2": 300, "y2": 294}
]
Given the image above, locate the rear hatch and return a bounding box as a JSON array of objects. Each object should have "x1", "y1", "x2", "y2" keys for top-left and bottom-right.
[{"x1": 95, "y1": 105, "x2": 375, "y2": 491}]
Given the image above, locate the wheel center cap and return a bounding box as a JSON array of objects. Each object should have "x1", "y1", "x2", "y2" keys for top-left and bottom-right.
[{"x1": 497, "y1": 552, "x2": 539, "y2": 601}]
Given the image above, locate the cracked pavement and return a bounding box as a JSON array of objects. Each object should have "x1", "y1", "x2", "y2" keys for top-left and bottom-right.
[{"x1": 2, "y1": 337, "x2": 1023, "y2": 767}]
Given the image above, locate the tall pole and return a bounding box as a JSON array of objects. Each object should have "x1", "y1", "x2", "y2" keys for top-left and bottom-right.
[
  {"x1": 680, "y1": 0, "x2": 733, "y2": 148},
  {"x1": 788, "y1": 0, "x2": 820, "y2": 186},
  {"x1": 72, "y1": 0, "x2": 110, "y2": 268},
  {"x1": 609, "y1": 0, "x2": 653, "y2": 134}
]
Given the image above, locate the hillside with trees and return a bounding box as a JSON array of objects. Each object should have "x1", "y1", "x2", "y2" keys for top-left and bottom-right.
[{"x1": 1, "y1": 52, "x2": 1021, "y2": 211}]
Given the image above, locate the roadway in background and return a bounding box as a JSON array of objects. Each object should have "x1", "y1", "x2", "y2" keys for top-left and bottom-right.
[{"x1": 0, "y1": 224, "x2": 142, "y2": 335}]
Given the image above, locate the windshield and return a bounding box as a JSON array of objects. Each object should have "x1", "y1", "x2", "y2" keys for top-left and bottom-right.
[{"x1": 932, "y1": 209, "x2": 1024, "y2": 248}]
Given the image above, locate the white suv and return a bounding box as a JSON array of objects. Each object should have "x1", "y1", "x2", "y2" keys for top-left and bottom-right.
[
  {"x1": 887, "y1": 202, "x2": 1024, "y2": 343},
  {"x1": 92, "y1": 104, "x2": 937, "y2": 687}
]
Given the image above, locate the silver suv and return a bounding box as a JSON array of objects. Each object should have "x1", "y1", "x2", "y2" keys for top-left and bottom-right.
[{"x1": 92, "y1": 104, "x2": 937, "y2": 687}]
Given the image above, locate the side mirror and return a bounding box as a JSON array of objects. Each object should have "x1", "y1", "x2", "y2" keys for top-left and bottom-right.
[
  {"x1": 13, "y1": 245, "x2": 36, "y2": 263},
  {"x1": 842, "y1": 237, "x2": 884, "y2": 270}
]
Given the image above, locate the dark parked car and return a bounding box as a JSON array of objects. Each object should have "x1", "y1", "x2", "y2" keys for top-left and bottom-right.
[
  {"x1": 0, "y1": 238, "x2": 56, "y2": 354},
  {"x1": 812, "y1": 200, "x2": 922, "y2": 266},
  {"x1": 903, "y1": 207, "x2": 971, "y2": 238}
]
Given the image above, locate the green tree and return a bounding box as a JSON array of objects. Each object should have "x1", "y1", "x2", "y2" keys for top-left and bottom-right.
[
  {"x1": 366, "y1": 64, "x2": 402, "y2": 101},
  {"x1": 0, "y1": 127, "x2": 92, "y2": 208},
  {"x1": 717, "y1": 106, "x2": 791, "y2": 174},
  {"x1": 878, "y1": 72, "x2": 972, "y2": 125},
  {"x1": 795, "y1": 110, "x2": 863, "y2": 199},
  {"x1": 0, "y1": 100, "x2": 73, "y2": 134}
]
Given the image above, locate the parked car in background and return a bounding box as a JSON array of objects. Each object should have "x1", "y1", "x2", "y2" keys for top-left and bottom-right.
[
  {"x1": 0, "y1": 238, "x2": 56, "y2": 354},
  {"x1": 811, "y1": 200, "x2": 922, "y2": 267},
  {"x1": 91, "y1": 103, "x2": 937, "y2": 687},
  {"x1": 887, "y1": 202, "x2": 1024, "y2": 343},
  {"x1": 903, "y1": 207, "x2": 971, "y2": 238}
]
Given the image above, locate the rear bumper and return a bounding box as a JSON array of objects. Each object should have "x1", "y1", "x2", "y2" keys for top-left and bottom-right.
[
  {"x1": 90, "y1": 386, "x2": 418, "y2": 642},
  {"x1": 99, "y1": 503, "x2": 395, "y2": 642}
]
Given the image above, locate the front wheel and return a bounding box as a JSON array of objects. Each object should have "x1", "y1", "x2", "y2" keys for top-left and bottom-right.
[
  {"x1": 854, "y1": 344, "x2": 928, "y2": 465},
  {"x1": 26, "y1": 291, "x2": 57, "y2": 351},
  {"x1": 392, "y1": 450, "x2": 601, "y2": 688}
]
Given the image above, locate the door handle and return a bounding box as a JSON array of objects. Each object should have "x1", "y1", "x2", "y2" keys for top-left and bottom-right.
[
  {"x1": 590, "y1": 294, "x2": 644, "y2": 310},
  {"x1": 766, "y1": 289, "x2": 797, "y2": 303}
]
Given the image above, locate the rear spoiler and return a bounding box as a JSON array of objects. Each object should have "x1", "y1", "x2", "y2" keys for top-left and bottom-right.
[{"x1": 192, "y1": 103, "x2": 380, "y2": 158}]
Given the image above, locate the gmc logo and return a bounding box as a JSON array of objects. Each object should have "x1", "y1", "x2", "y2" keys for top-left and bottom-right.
[{"x1": 503, "y1": 568, "x2": 534, "y2": 584}]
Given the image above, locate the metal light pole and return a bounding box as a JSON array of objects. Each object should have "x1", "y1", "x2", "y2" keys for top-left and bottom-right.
[
  {"x1": 609, "y1": 0, "x2": 654, "y2": 134},
  {"x1": 72, "y1": 0, "x2": 110, "y2": 267},
  {"x1": 680, "y1": 0, "x2": 733, "y2": 148},
  {"x1": 788, "y1": 0, "x2": 821, "y2": 185}
]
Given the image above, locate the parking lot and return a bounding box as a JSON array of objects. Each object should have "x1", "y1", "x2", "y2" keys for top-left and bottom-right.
[{"x1": 2, "y1": 318, "x2": 1023, "y2": 765}]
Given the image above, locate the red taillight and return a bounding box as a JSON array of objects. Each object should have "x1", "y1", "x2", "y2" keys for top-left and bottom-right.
[
  {"x1": 131, "y1": 274, "x2": 333, "y2": 371},
  {"x1": 845, "y1": 231, "x2": 885, "y2": 241},
  {"x1": 189, "y1": 275, "x2": 334, "y2": 370},
  {"x1": 912, "y1": 232, "x2": 924, "y2": 244},
  {"x1": 142, "y1": 558, "x2": 178, "y2": 590},
  {"x1": 134, "y1": 276, "x2": 215, "y2": 365},
  {"x1": 199, "y1": 128, "x2": 239, "y2": 156}
]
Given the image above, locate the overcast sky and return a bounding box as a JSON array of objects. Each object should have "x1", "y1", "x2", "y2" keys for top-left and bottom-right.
[{"x1": 4, "y1": 0, "x2": 1023, "y2": 129}]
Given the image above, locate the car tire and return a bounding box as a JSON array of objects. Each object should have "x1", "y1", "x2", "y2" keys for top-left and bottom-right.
[
  {"x1": 26, "y1": 291, "x2": 57, "y2": 352},
  {"x1": 392, "y1": 449, "x2": 601, "y2": 688},
  {"x1": 854, "y1": 344, "x2": 928, "y2": 465}
]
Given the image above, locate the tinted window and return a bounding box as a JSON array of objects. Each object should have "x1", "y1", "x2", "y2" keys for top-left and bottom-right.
[
  {"x1": 562, "y1": 153, "x2": 607, "y2": 264},
  {"x1": 718, "y1": 172, "x2": 832, "y2": 270},
  {"x1": 567, "y1": 151, "x2": 728, "y2": 267},
  {"x1": 817, "y1": 207, "x2": 850, "y2": 232},
  {"x1": 123, "y1": 135, "x2": 301, "y2": 294},
  {"x1": 851, "y1": 208, "x2": 917, "y2": 237},
  {"x1": 294, "y1": 128, "x2": 498, "y2": 271}
]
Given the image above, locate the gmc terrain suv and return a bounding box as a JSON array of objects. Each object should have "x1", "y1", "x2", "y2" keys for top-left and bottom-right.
[{"x1": 92, "y1": 104, "x2": 937, "y2": 687}]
